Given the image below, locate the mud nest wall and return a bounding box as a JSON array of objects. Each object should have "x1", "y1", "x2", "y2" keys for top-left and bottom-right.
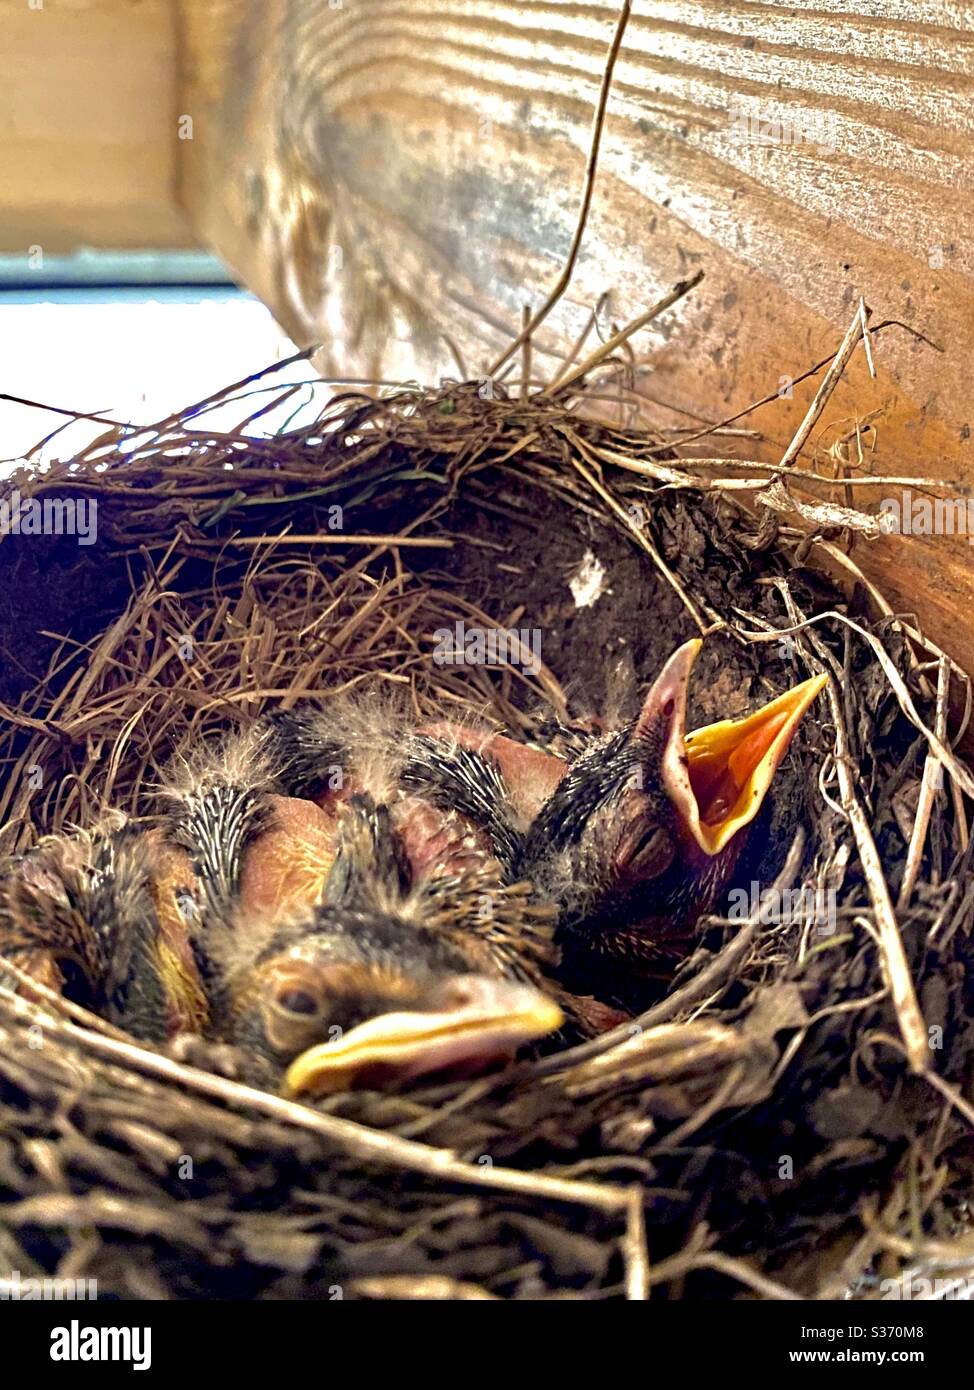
[{"x1": 1, "y1": 379, "x2": 973, "y2": 1300}]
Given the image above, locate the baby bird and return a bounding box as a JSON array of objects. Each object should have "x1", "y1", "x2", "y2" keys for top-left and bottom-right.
[
  {"x1": 520, "y1": 639, "x2": 827, "y2": 1004},
  {"x1": 0, "y1": 819, "x2": 207, "y2": 1041},
  {"x1": 157, "y1": 729, "x2": 561, "y2": 1094},
  {"x1": 264, "y1": 698, "x2": 527, "y2": 880},
  {"x1": 203, "y1": 794, "x2": 561, "y2": 1095}
]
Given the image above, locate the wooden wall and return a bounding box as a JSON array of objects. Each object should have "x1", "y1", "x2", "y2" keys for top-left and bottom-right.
[
  {"x1": 1, "y1": 0, "x2": 193, "y2": 253},
  {"x1": 175, "y1": 1, "x2": 974, "y2": 672}
]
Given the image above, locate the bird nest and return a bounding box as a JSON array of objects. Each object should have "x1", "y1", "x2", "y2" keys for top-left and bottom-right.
[{"x1": 1, "y1": 361, "x2": 973, "y2": 1302}]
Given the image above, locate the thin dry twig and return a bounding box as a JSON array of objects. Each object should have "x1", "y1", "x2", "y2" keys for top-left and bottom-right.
[
  {"x1": 899, "y1": 656, "x2": 949, "y2": 909},
  {"x1": 487, "y1": 0, "x2": 634, "y2": 377}
]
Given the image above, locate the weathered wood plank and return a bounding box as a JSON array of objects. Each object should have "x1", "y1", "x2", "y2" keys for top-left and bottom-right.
[{"x1": 176, "y1": 0, "x2": 974, "y2": 675}]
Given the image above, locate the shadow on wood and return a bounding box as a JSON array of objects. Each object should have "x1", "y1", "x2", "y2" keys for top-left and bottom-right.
[{"x1": 175, "y1": 0, "x2": 974, "y2": 676}]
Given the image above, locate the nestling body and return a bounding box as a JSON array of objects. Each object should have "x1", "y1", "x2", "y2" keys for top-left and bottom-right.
[{"x1": 0, "y1": 641, "x2": 826, "y2": 1092}]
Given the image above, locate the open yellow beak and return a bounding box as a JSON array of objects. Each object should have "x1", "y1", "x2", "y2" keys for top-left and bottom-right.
[
  {"x1": 642, "y1": 640, "x2": 827, "y2": 858},
  {"x1": 284, "y1": 978, "x2": 564, "y2": 1098},
  {"x1": 680, "y1": 672, "x2": 828, "y2": 855}
]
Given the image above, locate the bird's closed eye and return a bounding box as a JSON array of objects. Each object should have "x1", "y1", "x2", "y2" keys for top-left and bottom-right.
[
  {"x1": 274, "y1": 986, "x2": 322, "y2": 1018},
  {"x1": 261, "y1": 973, "x2": 332, "y2": 1057},
  {"x1": 618, "y1": 824, "x2": 674, "y2": 881}
]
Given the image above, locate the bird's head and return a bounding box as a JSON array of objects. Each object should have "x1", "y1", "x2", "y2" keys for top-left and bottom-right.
[
  {"x1": 224, "y1": 906, "x2": 563, "y2": 1097},
  {"x1": 625, "y1": 638, "x2": 828, "y2": 859},
  {"x1": 526, "y1": 639, "x2": 827, "y2": 931}
]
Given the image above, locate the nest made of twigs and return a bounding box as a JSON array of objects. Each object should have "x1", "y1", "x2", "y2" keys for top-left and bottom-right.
[{"x1": 1, "y1": 365, "x2": 973, "y2": 1302}]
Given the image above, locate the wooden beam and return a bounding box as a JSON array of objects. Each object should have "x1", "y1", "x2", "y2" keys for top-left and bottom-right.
[
  {"x1": 176, "y1": 1, "x2": 974, "y2": 673},
  {"x1": 1, "y1": 0, "x2": 194, "y2": 255}
]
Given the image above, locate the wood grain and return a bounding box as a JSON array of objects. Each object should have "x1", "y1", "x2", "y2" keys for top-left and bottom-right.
[{"x1": 176, "y1": 1, "x2": 974, "y2": 677}]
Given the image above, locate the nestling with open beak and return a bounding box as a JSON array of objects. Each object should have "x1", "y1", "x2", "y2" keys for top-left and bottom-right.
[{"x1": 520, "y1": 639, "x2": 827, "y2": 1006}]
